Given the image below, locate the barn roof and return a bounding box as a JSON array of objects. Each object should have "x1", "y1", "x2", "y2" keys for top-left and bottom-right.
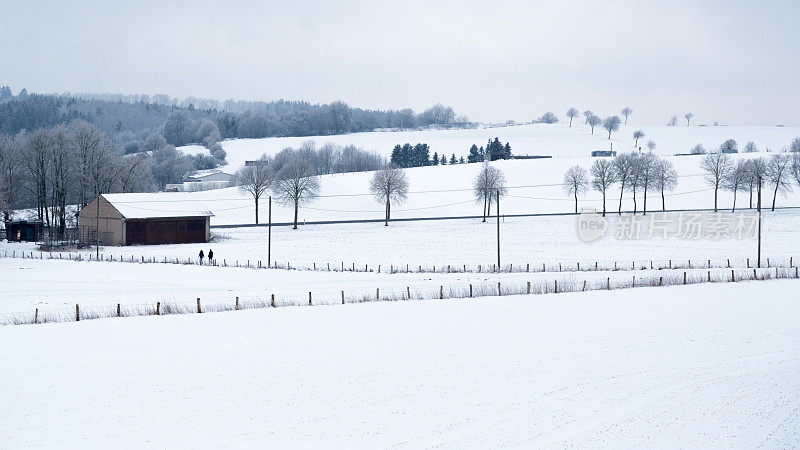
[{"x1": 101, "y1": 193, "x2": 214, "y2": 220}]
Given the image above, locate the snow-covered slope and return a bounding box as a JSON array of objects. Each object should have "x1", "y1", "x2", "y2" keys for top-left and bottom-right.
[
  {"x1": 113, "y1": 152, "x2": 798, "y2": 226},
  {"x1": 2, "y1": 280, "x2": 799, "y2": 447},
  {"x1": 180, "y1": 123, "x2": 800, "y2": 169}
]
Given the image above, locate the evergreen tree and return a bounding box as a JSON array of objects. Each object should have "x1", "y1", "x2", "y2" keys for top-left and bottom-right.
[
  {"x1": 432, "y1": 151, "x2": 439, "y2": 165},
  {"x1": 479, "y1": 146, "x2": 485, "y2": 162},
  {"x1": 440, "y1": 154, "x2": 446, "y2": 165},
  {"x1": 468, "y1": 144, "x2": 481, "y2": 163},
  {"x1": 459, "y1": 156, "x2": 465, "y2": 164},
  {"x1": 390, "y1": 144, "x2": 404, "y2": 167},
  {"x1": 449, "y1": 153, "x2": 457, "y2": 164}
]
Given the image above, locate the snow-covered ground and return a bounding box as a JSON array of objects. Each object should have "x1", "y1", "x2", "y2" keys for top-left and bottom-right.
[
  {"x1": 181, "y1": 123, "x2": 800, "y2": 169},
  {"x1": 4, "y1": 210, "x2": 796, "y2": 270},
  {"x1": 2, "y1": 255, "x2": 781, "y2": 320},
  {"x1": 2, "y1": 280, "x2": 799, "y2": 447},
  {"x1": 69, "y1": 152, "x2": 799, "y2": 226}
]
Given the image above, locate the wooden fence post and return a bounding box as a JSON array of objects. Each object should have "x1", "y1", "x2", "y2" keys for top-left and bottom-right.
[
  {"x1": 309, "y1": 292, "x2": 312, "y2": 306},
  {"x1": 747, "y1": 258, "x2": 750, "y2": 268},
  {"x1": 376, "y1": 288, "x2": 379, "y2": 300},
  {"x1": 272, "y1": 294, "x2": 276, "y2": 308},
  {"x1": 469, "y1": 284, "x2": 473, "y2": 298},
  {"x1": 731, "y1": 270, "x2": 735, "y2": 282},
  {"x1": 707, "y1": 271, "x2": 711, "y2": 282},
  {"x1": 440, "y1": 286, "x2": 444, "y2": 299},
  {"x1": 407, "y1": 286, "x2": 410, "y2": 299},
  {"x1": 582, "y1": 280, "x2": 587, "y2": 291},
  {"x1": 527, "y1": 281, "x2": 531, "y2": 294},
  {"x1": 117, "y1": 303, "x2": 121, "y2": 317},
  {"x1": 341, "y1": 291, "x2": 344, "y2": 305},
  {"x1": 497, "y1": 282, "x2": 501, "y2": 296},
  {"x1": 554, "y1": 280, "x2": 558, "y2": 293},
  {"x1": 683, "y1": 272, "x2": 687, "y2": 285},
  {"x1": 236, "y1": 297, "x2": 240, "y2": 310},
  {"x1": 659, "y1": 276, "x2": 663, "y2": 286},
  {"x1": 197, "y1": 298, "x2": 201, "y2": 313},
  {"x1": 527, "y1": 263, "x2": 530, "y2": 272},
  {"x1": 632, "y1": 276, "x2": 635, "y2": 287},
  {"x1": 76, "y1": 304, "x2": 80, "y2": 322},
  {"x1": 34, "y1": 308, "x2": 38, "y2": 324},
  {"x1": 607, "y1": 277, "x2": 610, "y2": 290},
  {"x1": 156, "y1": 302, "x2": 161, "y2": 315}
]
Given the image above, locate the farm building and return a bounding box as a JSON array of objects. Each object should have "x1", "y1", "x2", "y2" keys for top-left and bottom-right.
[
  {"x1": 165, "y1": 169, "x2": 235, "y2": 192},
  {"x1": 3, "y1": 220, "x2": 43, "y2": 242},
  {"x1": 78, "y1": 194, "x2": 212, "y2": 246}
]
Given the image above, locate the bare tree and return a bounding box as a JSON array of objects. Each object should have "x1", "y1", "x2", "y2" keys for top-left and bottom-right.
[
  {"x1": 744, "y1": 141, "x2": 758, "y2": 153},
  {"x1": 690, "y1": 144, "x2": 707, "y2": 155},
  {"x1": 590, "y1": 159, "x2": 617, "y2": 216},
  {"x1": 748, "y1": 158, "x2": 768, "y2": 208},
  {"x1": 613, "y1": 153, "x2": 635, "y2": 214},
  {"x1": 563, "y1": 165, "x2": 588, "y2": 213},
  {"x1": 723, "y1": 160, "x2": 749, "y2": 212},
  {"x1": 602, "y1": 116, "x2": 621, "y2": 139},
  {"x1": 684, "y1": 112, "x2": 694, "y2": 126},
  {"x1": 653, "y1": 159, "x2": 678, "y2": 211},
  {"x1": 72, "y1": 120, "x2": 115, "y2": 208},
  {"x1": 473, "y1": 162, "x2": 507, "y2": 222},
  {"x1": 633, "y1": 130, "x2": 645, "y2": 148},
  {"x1": 621, "y1": 107, "x2": 633, "y2": 124},
  {"x1": 369, "y1": 165, "x2": 409, "y2": 226},
  {"x1": 701, "y1": 151, "x2": 731, "y2": 212},
  {"x1": 236, "y1": 156, "x2": 273, "y2": 224},
  {"x1": 719, "y1": 139, "x2": 738, "y2": 153},
  {"x1": 0, "y1": 135, "x2": 20, "y2": 221},
  {"x1": 667, "y1": 115, "x2": 678, "y2": 126},
  {"x1": 583, "y1": 110, "x2": 593, "y2": 124},
  {"x1": 272, "y1": 159, "x2": 320, "y2": 229},
  {"x1": 790, "y1": 137, "x2": 800, "y2": 153},
  {"x1": 647, "y1": 140, "x2": 656, "y2": 152},
  {"x1": 791, "y1": 154, "x2": 800, "y2": 191},
  {"x1": 19, "y1": 129, "x2": 51, "y2": 225},
  {"x1": 566, "y1": 108, "x2": 579, "y2": 127},
  {"x1": 636, "y1": 153, "x2": 657, "y2": 215},
  {"x1": 766, "y1": 153, "x2": 792, "y2": 211},
  {"x1": 587, "y1": 115, "x2": 602, "y2": 135}
]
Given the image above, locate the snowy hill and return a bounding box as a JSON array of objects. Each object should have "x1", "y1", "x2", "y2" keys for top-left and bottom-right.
[{"x1": 180, "y1": 122, "x2": 800, "y2": 170}]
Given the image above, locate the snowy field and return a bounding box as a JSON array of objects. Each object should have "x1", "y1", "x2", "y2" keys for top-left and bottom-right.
[
  {"x1": 55, "y1": 153, "x2": 800, "y2": 226},
  {"x1": 1, "y1": 256, "x2": 781, "y2": 320},
  {"x1": 180, "y1": 122, "x2": 800, "y2": 168},
  {"x1": 2, "y1": 280, "x2": 799, "y2": 447},
  {"x1": 4, "y1": 210, "x2": 796, "y2": 270},
  {"x1": 160, "y1": 123, "x2": 800, "y2": 225}
]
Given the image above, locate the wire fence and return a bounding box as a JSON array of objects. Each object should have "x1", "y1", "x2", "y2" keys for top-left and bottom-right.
[
  {"x1": 3, "y1": 265, "x2": 798, "y2": 326},
  {"x1": 1, "y1": 249, "x2": 794, "y2": 276}
]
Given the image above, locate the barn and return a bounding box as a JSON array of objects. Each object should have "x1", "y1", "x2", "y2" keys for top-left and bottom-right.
[{"x1": 78, "y1": 194, "x2": 212, "y2": 246}]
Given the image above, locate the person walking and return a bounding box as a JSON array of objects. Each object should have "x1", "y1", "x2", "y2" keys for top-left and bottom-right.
[
  {"x1": 199, "y1": 249, "x2": 205, "y2": 265},
  {"x1": 208, "y1": 249, "x2": 214, "y2": 265}
]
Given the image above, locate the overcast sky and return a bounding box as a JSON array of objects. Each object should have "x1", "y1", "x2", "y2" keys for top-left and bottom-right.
[{"x1": 2, "y1": 0, "x2": 798, "y2": 125}]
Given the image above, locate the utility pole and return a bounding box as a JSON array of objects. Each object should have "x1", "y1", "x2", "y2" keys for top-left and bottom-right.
[
  {"x1": 496, "y1": 190, "x2": 501, "y2": 269},
  {"x1": 267, "y1": 195, "x2": 272, "y2": 268},
  {"x1": 95, "y1": 193, "x2": 100, "y2": 260},
  {"x1": 757, "y1": 175, "x2": 762, "y2": 268}
]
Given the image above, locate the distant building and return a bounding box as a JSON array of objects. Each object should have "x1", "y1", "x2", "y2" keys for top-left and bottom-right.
[
  {"x1": 591, "y1": 150, "x2": 617, "y2": 157},
  {"x1": 165, "y1": 169, "x2": 235, "y2": 192},
  {"x1": 4, "y1": 220, "x2": 43, "y2": 242},
  {"x1": 78, "y1": 194, "x2": 212, "y2": 246}
]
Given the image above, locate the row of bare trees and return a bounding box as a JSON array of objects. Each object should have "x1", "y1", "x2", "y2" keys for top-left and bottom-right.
[
  {"x1": 0, "y1": 121, "x2": 152, "y2": 238},
  {"x1": 702, "y1": 152, "x2": 799, "y2": 212},
  {"x1": 564, "y1": 154, "x2": 678, "y2": 216}
]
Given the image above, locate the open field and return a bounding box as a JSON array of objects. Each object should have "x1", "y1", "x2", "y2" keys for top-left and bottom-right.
[
  {"x1": 3, "y1": 210, "x2": 796, "y2": 270},
  {"x1": 2, "y1": 280, "x2": 799, "y2": 447},
  {"x1": 180, "y1": 123, "x2": 800, "y2": 168}
]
